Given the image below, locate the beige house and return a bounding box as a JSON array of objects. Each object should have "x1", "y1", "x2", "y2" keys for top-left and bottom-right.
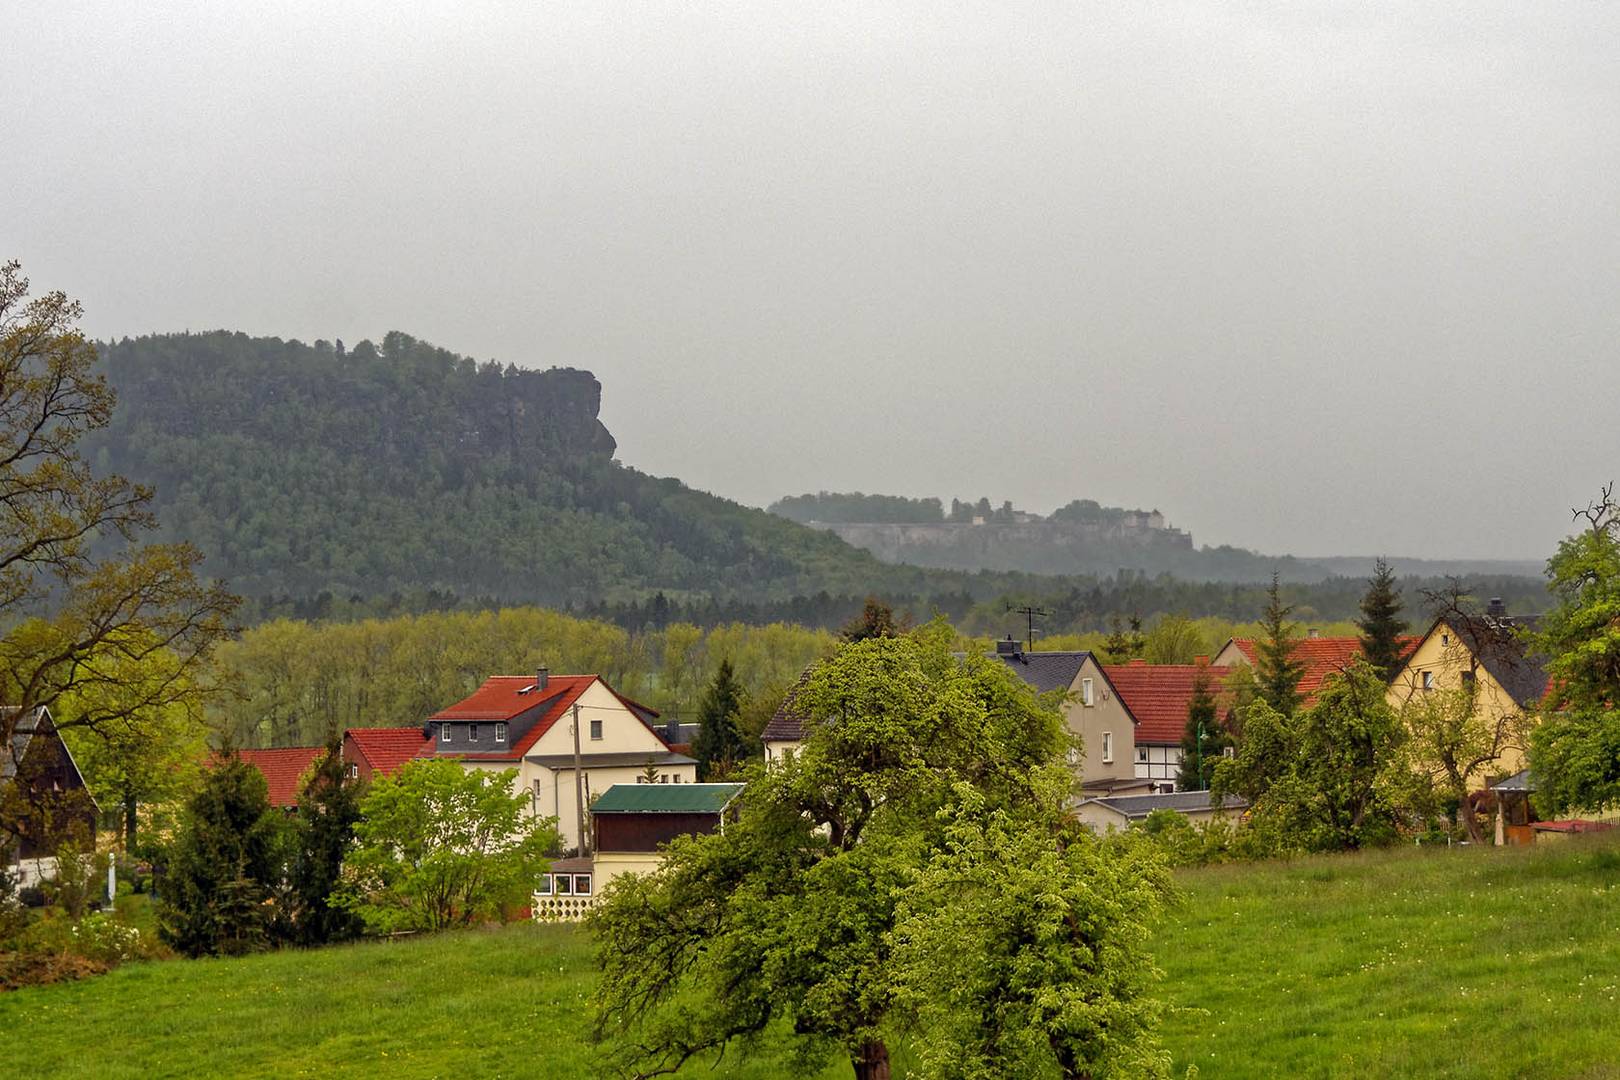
[
  {"x1": 763, "y1": 642, "x2": 1145, "y2": 793},
  {"x1": 1386, "y1": 602, "x2": 1547, "y2": 784},
  {"x1": 429, "y1": 669, "x2": 696, "y2": 854}
]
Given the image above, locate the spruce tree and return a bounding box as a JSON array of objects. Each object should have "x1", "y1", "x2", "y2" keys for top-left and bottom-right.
[
  {"x1": 693, "y1": 659, "x2": 746, "y2": 780},
  {"x1": 1255, "y1": 573, "x2": 1305, "y2": 717},
  {"x1": 1356, "y1": 558, "x2": 1409, "y2": 681},
  {"x1": 158, "y1": 751, "x2": 288, "y2": 957},
  {"x1": 1177, "y1": 665, "x2": 1228, "y2": 791},
  {"x1": 289, "y1": 742, "x2": 363, "y2": 946}
]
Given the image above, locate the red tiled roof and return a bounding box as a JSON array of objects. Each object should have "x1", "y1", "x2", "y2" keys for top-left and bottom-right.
[
  {"x1": 1101, "y1": 662, "x2": 1234, "y2": 747},
  {"x1": 1531, "y1": 819, "x2": 1615, "y2": 834},
  {"x1": 345, "y1": 726, "x2": 434, "y2": 776},
  {"x1": 430, "y1": 674, "x2": 666, "y2": 761},
  {"x1": 233, "y1": 746, "x2": 324, "y2": 808},
  {"x1": 1225, "y1": 636, "x2": 1419, "y2": 702}
]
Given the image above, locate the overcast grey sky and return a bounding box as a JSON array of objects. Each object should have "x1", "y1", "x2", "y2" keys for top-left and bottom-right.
[{"x1": 6, "y1": 1, "x2": 1616, "y2": 561}]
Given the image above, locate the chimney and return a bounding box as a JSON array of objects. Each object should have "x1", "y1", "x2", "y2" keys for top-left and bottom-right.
[
  {"x1": 995, "y1": 636, "x2": 1020, "y2": 657},
  {"x1": 1194, "y1": 655, "x2": 1209, "y2": 666},
  {"x1": 536, "y1": 666, "x2": 549, "y2": 691},
  {"x1": 1307, "y1": 627, "x2": 1320, "y2": 640},
  {"x1": 1487, "y1": 597, "x2": 1507, "y2": 619}
]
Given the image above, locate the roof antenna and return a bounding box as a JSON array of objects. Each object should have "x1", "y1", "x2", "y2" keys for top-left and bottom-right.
[{"x1": 1011, "y1": 605, "x2": 1051, "y2": 654}]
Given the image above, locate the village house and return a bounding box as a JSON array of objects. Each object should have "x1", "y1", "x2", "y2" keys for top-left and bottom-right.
[
  {"x1": 427, "y1": 668, "x2": 696, "y2": 853},
  {"x1": 341, "y1": 726, "x2": 434, "y2": 784},
  {"x1": 1, "y1": 706, "x2": 99, "y2": 888},
  {"x1": 1101, "y1": 659, "x2": 1234, "y2": 791},
  {"x1": 1212, "y1": 630, "x2": 1420, "y2": 706},
  {"x1": 535, "y1": 782, "x2": 743, "y2": 920},
  {"x1": 1387, "y1": 600, "x2": 1547, "y2": 784},
  {"x1": 234, "y1": 745, "x2": 326, "y2": 809},
  {"x1": 1074, "y1": 789, "x2": 1248, "y2": 833}
]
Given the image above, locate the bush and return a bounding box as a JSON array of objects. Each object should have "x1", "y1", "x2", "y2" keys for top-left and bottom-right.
[{"x1": 68, "y1": 912, "x2": 145, "y2": 965}]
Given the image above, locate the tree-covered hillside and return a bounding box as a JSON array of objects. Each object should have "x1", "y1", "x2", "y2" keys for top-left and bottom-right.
[{"x1": 88, "y1": 332, "x2": 967, "y2": 605}]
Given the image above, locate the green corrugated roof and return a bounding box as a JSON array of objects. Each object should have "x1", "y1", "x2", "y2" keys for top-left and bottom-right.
[{"x1": 590, "y1": 782, "x2": 744, "y2": 814}]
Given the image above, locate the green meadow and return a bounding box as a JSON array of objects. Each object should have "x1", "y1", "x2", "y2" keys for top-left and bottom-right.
[{"x1": 5, "y1": 834, "x2": 1619, "y2": 1079}]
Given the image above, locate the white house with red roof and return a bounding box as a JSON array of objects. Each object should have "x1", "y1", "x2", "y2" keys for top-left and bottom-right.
[
  {"x1": 425, "y1": 667, "x2": 696, "y2": 853},
  {"x1": 1101, "y1": 659, "x2": 1234, "y2": 790}
]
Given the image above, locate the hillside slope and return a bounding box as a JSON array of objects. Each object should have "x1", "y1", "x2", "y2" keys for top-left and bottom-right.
[{"x1": 90, "y1": 332, "x2": 961, "y2": 605}]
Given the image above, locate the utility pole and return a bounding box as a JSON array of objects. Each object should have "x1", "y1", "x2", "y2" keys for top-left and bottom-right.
[
  {"x1": 1196, "y1": 719, "x2": 1204, "y2": 791},
  {"x1": 571, "y1": 703, "x2": 586, "y2": 856},
  {"x1": 1012, "y1": 605, "x2": 1051, "y2": 652}
]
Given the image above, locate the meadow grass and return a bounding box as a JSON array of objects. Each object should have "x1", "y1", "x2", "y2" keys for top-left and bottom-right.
[{"x1": 3, "y1": 834, "x2": 1619, "y2": 1078}]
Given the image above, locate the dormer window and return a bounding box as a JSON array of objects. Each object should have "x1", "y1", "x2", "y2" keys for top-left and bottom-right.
[
  {"x1": 439, "y1": 724, "x2": 450, "y2": 744},
  {"x1": 470, "y1": 723, "x2": 480, "y2": 742},
  {"x1": 496, "y1": 722, "x2": 507, "y2": 743}
]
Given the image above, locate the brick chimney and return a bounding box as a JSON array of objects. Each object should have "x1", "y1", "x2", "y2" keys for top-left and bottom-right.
[{"x1": 536, "y1": 666, "x2": 549, "y2": 691}]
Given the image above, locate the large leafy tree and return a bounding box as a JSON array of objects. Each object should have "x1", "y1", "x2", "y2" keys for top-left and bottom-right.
[
  {"x1": 157, "y1": 752, "x2": 289, "y2": 957},
  {"x1": 590, "y1": 629, "x2": 1171, "y2": 1080},
  {"x1": 692, "y1": 658, "x2": 746, "y2": 780},
  {"x1": 1399, "y1": 686, "x2": 1525, "y2": 843},
  {"x1": 1529, "y1": 486, "x2": 1620, "y2": 814},
  {"x1": 334, "y1": 760, "x2": 556, "y2": 934},
  {"x1": 1216, "y1": 661, "x2": 1411, "y2": 851},
  {"x1": 1176, "y1": 665, "x2": 1228, "y2": 790},
  {"x1": 1253, "y1": 573, "x2": 1305, "y2": 717},
  {"x1": 1356, "y1": 558, "x2": 1409, "y2": 680},
  {"x1": 0, "y1": 262, "x2": 236, "y2": 849}
]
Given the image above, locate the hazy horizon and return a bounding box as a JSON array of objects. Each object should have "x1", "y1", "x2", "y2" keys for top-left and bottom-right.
[{"x1": 7, "y1": 2, "x2": 1616, "y2": 562}]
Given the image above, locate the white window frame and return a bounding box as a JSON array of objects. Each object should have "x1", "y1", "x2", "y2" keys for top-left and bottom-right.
[
  {"x1": 573, "y1": 874, "x2": 592, "y2": 897},
  {"x1": 470, "y1": 723, "x2": 480, "y2": 742},
  {"x1": 537, "y1": 874, "x2": 552, "y2": 895},
  {"x1": 495, "y1": 722, "x2": 507, "y2": 743},
  {"x1": 439, "y1": 723, "x2": 450, "y2": 744},
  {"x1": 1136, "y1": 747, "x2": 1149, "y2": 764},
  {"x1": 1102, "y1": 731, "x2": 1114, "y2": 764},
  {"x1": 1080, "y1": 677, "x2": 1095, "y2": 707},
  {"x1": 1421, "y1": 670, "x2": 1435, "y2": 691},
  {"x1": 556, "y1": 874, "x2": 573, "y2": 896}
]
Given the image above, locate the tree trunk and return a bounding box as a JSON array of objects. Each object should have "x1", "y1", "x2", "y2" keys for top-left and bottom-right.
[
  {"x1": 851, "y1": 1039, "x2": 890, "y2": 1080},
  {"x1": 1460, "y1": 796, "x2": 1485, "y2": 844},
  {"x1": 123, "y1": 794, "x2": 138, "y2": 847}
]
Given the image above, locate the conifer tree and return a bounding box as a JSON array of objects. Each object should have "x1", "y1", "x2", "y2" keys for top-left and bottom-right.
[
  {"x1": 1356, "y1": 558, "x2": 1409, "y2": 681},
  {"x1": 158, "y1": 751, "x2": 288, "y2": 957},
  {"x1": 1255, "y1": 574, "x2": 1305, "y2": 717},
  {"x1": 289, "y1": 742, "x2": 363, "y2": 946},
  {"x1": 1177, "y1": 665, "x2": 1228, "y2": 790},
  {"x1": 693, "y1": 659, "x2": 746, "y2": 780}
]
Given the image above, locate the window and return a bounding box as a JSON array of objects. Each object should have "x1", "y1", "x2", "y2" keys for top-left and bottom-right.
[
  {"x1": 1441, "y1": 634, "x2": 1450, "y2": 647},
  {"x1": 533, "y1": 778, "x2": 543, "y2": 798},
  {"x1": 439, "y1": 724, "x2": 450, "y2": 744},
  {"x1": 1461, "y1": 670, "x2": 1477, "y2": 689},
  {"x1": 347, "y1": 763, "x2": 358, "y2": 780},
  {"x1": 573, "y1": 874, "x2": 592, "y2": 897},
  {"x1": 1080, "y1": 678, "x2": 1095, "y2": 707},
  {"x1": 495, "y1": 722, "x2": 507, "y2": 743},
  {"x1": 589, "y1": 719, "x2": 603, "y2": 741},
  {"x1": 1223, "y1": 746, "x2": 1235, "y2": 759},
  {"x1": 1136, "y1": 748, "x2": 1149, "y2": 764},
  {"x1": 537, "y1": 874, "x2": 552, "y2": 895},
  {"x1": 556, "y1": 875, "x2": 573, "y2": 896},
  {"x1": 1421, "y1": 670, "x2": 1435, "y2": 691},
  {"x1": 657, "y1": 774, "x2": 668, "y2": 784},
  {"x1": 672, "y1": 774, "x2": 681, "y2": 783},
  {"x1": 1066, "y1": 747, "x2": 1079, "y2": 766},
  {"x1": 470, "y1": 723, "x2": 479, "y2": 742},
  {"x1": 1102, "y1": 731, "x2": 1114, "y2": 763}
]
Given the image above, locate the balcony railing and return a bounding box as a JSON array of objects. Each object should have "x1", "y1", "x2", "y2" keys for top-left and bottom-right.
[{"x1": 533, "y1": 893, "x2": 597, "y2": 922}]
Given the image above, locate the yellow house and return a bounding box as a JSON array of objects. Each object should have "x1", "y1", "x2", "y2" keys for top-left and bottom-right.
[
  {"x1": 1386, "y1": 603, "x2": 1548, "y2": 784},
  {"x1": 430, "y1": 669, "x2": 697, "y2": 854}
]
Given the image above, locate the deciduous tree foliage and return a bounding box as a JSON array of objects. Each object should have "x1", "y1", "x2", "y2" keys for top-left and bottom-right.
[
  {"x1": 590, "y1": 629, "x2": 1170, "y2": 1080},
  {"x1": 334, "y1": 760, "x2": 556, "y2": 934},
  {"x1": 1530, "y1": 487, "x2": 1620, "y2": 814},
  {"x1": 1216, "y1": 661, "x2": 1411, "y2": 851},
  {"x1": 0, "y1": 262, "x2": 235, "y2": 849}
]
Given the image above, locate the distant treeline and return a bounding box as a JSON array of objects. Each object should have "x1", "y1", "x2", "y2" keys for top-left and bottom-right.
[
  {"x1": 240, "y1": 569, "x2": 1552, "y2": 640},
  {"x1": 769, "y1": 491, "x2": 1159, "y2": 526}
]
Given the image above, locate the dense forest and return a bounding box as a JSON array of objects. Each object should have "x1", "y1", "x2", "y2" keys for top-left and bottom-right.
[{"x1": 89, "y1": 332, "x2": 1015, "y2": 605}]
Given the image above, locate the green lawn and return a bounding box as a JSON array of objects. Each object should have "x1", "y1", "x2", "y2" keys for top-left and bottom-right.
[{"x1": 4, "y1": 835, "x2": 1619, "y2": 1078}]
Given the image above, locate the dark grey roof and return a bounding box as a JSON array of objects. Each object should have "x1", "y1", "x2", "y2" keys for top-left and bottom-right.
[
  {"x1": 991, "y1": 650, "x2": 1089, "y2": 694},
  {"x1": 1, "y1": 706, "x2": 43, "y2": 784},
  {"x1": 762, "y1": 669, "x2": 813, "y2": 744},
  {"x1": 1081, "y1": 790, "x2": 1248, "y2": 820},
  {"x1": 525, "y1": 750, "x2": 696, "y2": 769},
  {"x1": 1489, "y1": 768, "x2": 1537, "y2": 793},
  {"x1": 1443, "y1": 613, "x2": 1548, "y2": 708}
]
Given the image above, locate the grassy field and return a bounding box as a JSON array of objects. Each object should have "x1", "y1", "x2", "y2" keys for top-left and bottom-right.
[{"x1": 4, "y1": 835, "x2": 1619, "y2": 1078}]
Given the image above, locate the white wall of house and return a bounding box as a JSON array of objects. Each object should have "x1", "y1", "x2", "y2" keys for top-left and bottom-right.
[
  {"x1": 1135, "y1": 743, "x2": 1182, "y2": 783},
  {"x1": 463, "y1": 680, "x2": 696, "y2": 852},
  {"x1": 763, "y1": 738, "x2": 801, "y2": 766}
]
